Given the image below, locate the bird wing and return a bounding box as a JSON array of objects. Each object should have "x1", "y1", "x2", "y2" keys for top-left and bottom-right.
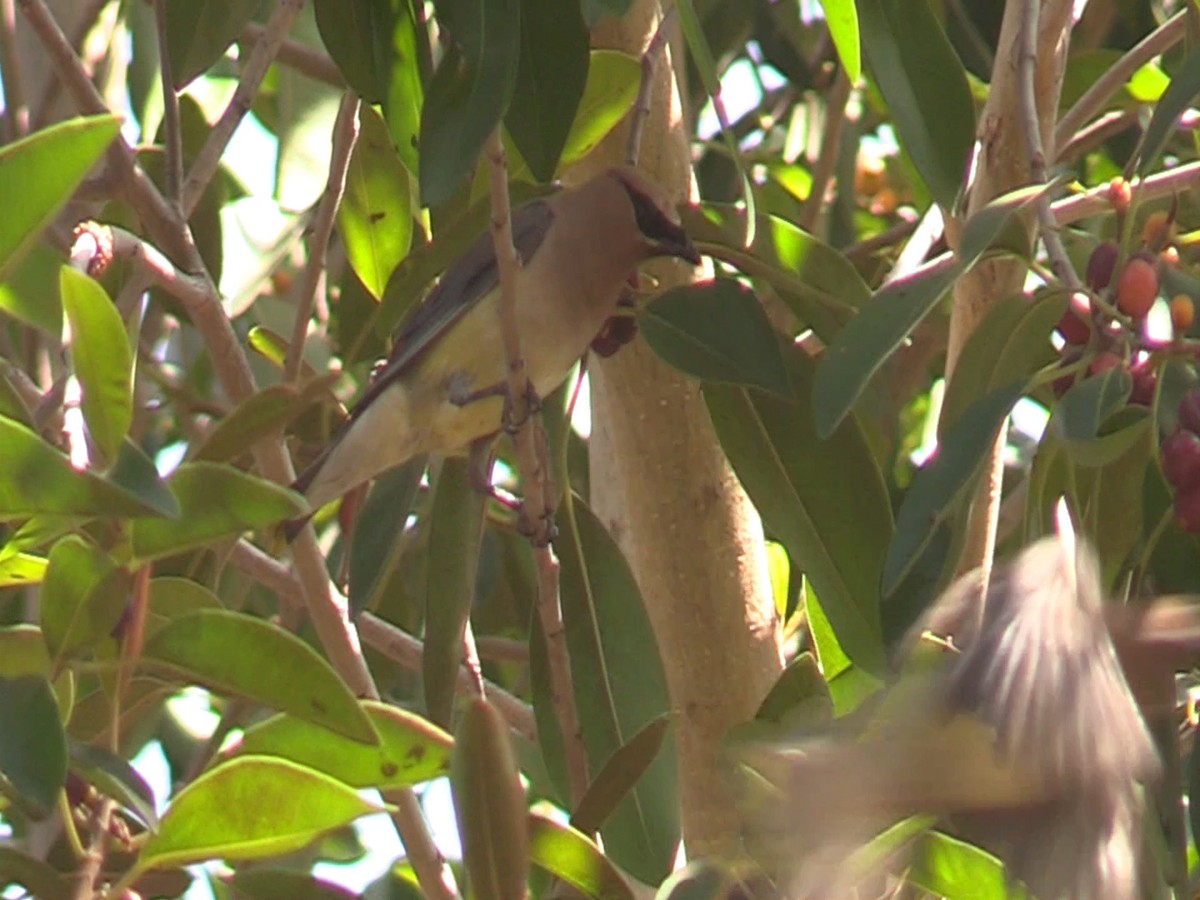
[{"x1": 347, "y1": 199, "x2": 555, "y2": 423}]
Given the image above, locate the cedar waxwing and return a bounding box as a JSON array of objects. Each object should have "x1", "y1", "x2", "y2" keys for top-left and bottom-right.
[
  {"x1": 736, "y1": 506, "x2": 1160, "y2": 899},
  {"x1": 292, "y1": 166, "x2": 700, "y2": 515}
]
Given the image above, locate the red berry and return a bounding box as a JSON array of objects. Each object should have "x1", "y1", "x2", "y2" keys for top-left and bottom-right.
[
  {"x1": 1109, "y1": 177, "x2": 1132, "y2": 215},
  {"x1": 1085, "y1": 241, "x2": 1118, "y2": 292},
  {"x1": 1162, "y1": 429, "x2": 1200, "y2": 490},
  {"x1": 1178, "y1": 388, "x2": 1200, "y2": 434},
  {"x1": 1116, "y1": 257, "x2": 1159, "y2": 318},
  {"x1": 1175, "y1": 484, "x2": 1200, "y2": 533},
  {"x1": 1130, "y1": 359, "x2": 1156, "y2": 406}
]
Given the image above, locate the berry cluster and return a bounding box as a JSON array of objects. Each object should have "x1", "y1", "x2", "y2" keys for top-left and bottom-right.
[{"x1": 1162, "y1": 389, "x2": 1200, "y2": 532}]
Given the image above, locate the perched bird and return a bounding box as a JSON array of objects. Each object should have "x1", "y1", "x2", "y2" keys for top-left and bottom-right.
[
  {"x1": 736, "y1": 507, "x2": 1160, "y2": 899},
  {"x1": 292, "y1": 166, "x2": 700, "y2": 516}
]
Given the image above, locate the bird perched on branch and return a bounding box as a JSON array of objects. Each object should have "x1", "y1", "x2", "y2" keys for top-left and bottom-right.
[
  {"x1": 736, "y1": 505, "x2": 1161, "y2": 899},
  {"x1": 290, "y1": 166, "x2": 700, "y2": 521}
]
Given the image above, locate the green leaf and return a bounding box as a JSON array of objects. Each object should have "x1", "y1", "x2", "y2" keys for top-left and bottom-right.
[
  {"x1": 146, "y1": 576, "x2": 223, "y2": 635},
  {"x1": 814, "y1": 184, "x2": 1044, "y2": 438},
  {"x1": 506, "y1": 0, "x2": 588, "y2": 181},
  {"x1": 908, "y1": 830, "x2": 1017, "y2": 898},
  {"x1": 39, "y1": 535, "x2": 127, "y2": 667},
  {"x1": 571, "y1": 715, "x2": 671, "y2": 835},
  {"x1": 419, "y1": 0, "x2": 521, "y2": 205},
  {"x1": 0, "y1": 115, "x2": 121, "y2": 282},
  {"x1": 452, "y1": 698, "x2": 529, "y2": 900},
  {"x1": 339, "y1": 105, "x2": 414, "y2": 299},
  {"x1": 129, "y1": 462, "x2": 304, "y2": 562},
  {"x1": 0, "y1": 240, "x2": 63, "y2": 334},
  {"x1": 423, "y1": 458, "x2": 486, "y2": 728},
  {"x1": 1051, "y1": 367, "x2": 1133, "y2": 445},
  {"x1": 231, "y1": 870, "x2": 359, "y2": 900},
  {"x1": 642, "y1": 279, "x2": 791, "y2": 399},
  {"x1": 314, "y1": 0, "x2": 425, "y2": 174},
  {"x1": 60, "y1": 267, "x2": 133, "y2": 463},
  {"x1": 858, "y1": 0, "x2": 973, "y2": 208},
  {"x1": 0, "y1": 847, "x2": 69, "y2": 900},
  {"x1": 0, "y1": 552, "x2": 48, "y2": 588},
  {"x1": 190, "y1": 384, "x2": 306, "y2": 463},
  {"x1": 705, "y1": 345, "x2": 891, "y2": 675},
  {"x1": 884, "y1": 382, "x2": 1024, "y2": 596},
  {"x1": 347, "y1": 458, "x2": 426, "y2": 618},
  {"x1": 107, "y1": 439, "x2": 180, "y2": 516},
  {"x1": 680, "y1": 205, "x2": 867, "y2": 343},
  {"x1": 1138, "y1": 49, "x2": 1200, "y2": 176},
  {"x1": 0, "y1": 625, "x2": 52, "y2": 678},
  {"x1": 139, "y1": 756, "x2": 380, "y2": 869},
  {"x1": 143, "y1": 609, "x2": 377, "y2": 744},
  {"x1": 940, "y1": 292, "x2": 1064, "y2": 435},
  {"x1": 235, "y1": 701, "x2": 452, "y2": 789},
  {"x1": 0, "y1": 415, "x2": 173, "y2": 520},
  {"x1": 529, "y1": 809, "x2": 635, "y2": 899},
  {"x1": 69, "y1": 740, "x2": 158, "y2": 829},
  {"x1": 819, "y1": 0, "x2": 861, "y2": 82},
  {"x1": 551, "y1": 497, "x2": 679, "y2": 883},
  {"x1": 0, "y1": 676, "x2": 67, "y2": 814},
  {"x1": 164, "y1": 0, "x2": 258, "y2": 88},
  {"x1": 558, "y1": 50, "x2": 640, "y2": 169}
]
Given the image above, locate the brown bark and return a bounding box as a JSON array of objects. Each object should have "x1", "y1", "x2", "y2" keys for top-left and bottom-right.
[{"x1": 570, "y1": 1, "x2": 783, "y2": 859}]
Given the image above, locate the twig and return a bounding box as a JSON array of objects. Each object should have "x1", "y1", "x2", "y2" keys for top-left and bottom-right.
[
  {"x1": 1052, "y1": 160, "x2": 1200, "y2": 223},
  {"x1": 285, "y1": 93, "x2": 360, "y2": 383},
  {"x1": 1055, "y1": 108, "x2": 1139, "y2": 163},
  {"x1": 359, "y1": 613, "x2": 537, "y2": 742},
  {"x1": 28, "y1": 0, "x2": 106, "y2": 131},
  {"x1": 152, "y1": 0, "x2": 182, "y2": 207},
  {"x1": 1018, "y1": 0, "x2": 1080, "y2": 291},
  {"x1": 239, "y1": 22, "x2": 345, "y2": 87},
  {"x1": 1055, "y1": 10, "x2": 1186, "y2": 155},
  {"x1": 799, "y1": 67, "x2": 852, "y2": 233},
  {"x1": 625, "y1": 7, "x2": 676, "y2": 166},
  {"x1": 0, "y1": 0, "x2": 28, "y2": 139},
  {"x1": 180, "y1": 0, "x2": 303, "y2": 217},
  {"x1": 485, "y1": 129, "x2": 590, "y2": 805}
]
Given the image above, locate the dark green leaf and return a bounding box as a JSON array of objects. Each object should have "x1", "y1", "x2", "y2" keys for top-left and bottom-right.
[
  {"x1": 0, "y1": 847, "x2": 69, "y2": 900},
  {"x1": 0, "y1": 240, "x2": 63, "y2": 334},
  {"x1": 39, "y1": 535, "x2": 127, "y2": 666},
  {"x1": 528, "y1": 809, "x2": 635, "y2": 899},
  {"x1": 0, "y1": 676, "x2": 67, "y2": 814},
  {"x1": 235, "y1": 701, "x2": 452, "y2": 789},
  {"x1": 506, "y1": 0, "x2": 588, "y2": 180},
  {"x1": 143, "y1": 609, "x2": 378, "y2": 743},
  {"x1": 419, "y1": 0, "x2": 521, "y2": 205},
  {"x1": 814, "y1": 184, "x2": 1045, "y2": 438},
  {"x1": 190, "y1": 384, "x2": 303, "y2": 464},
  {"x1": 164, "y1": 0, "x2": 259, "y2": 88},
  {"x1": 129, "y1": 462, "x2": 304, "y2": 562},
  {"x1": 580, "y1": 0, "x2": 633, "y2": 27},
  {"x1": 1051, "y1": 367, "x2": 1133, "y2": 445},
  {"x1": 69, "y1": 740, "x2": 158, "y2": 829},
  {"x1": 0, "y1": 115, "x2": 121, "y2": 282},
  {"x1": 339, "y1": 105, "x2": 414, "y2": 299},
  {"x1": 884, "y1": 382, "x2": 1024, "y2": 596},
  {"x1": 642, "y1": 279, "x2": 791, "y2": 398},
  {"x1": 423, "y1": 459, "x2": 486, "y2": 728},
  {"x1": 60, "y1": 267, "x2": 133, "y2": 463},
  {"x1": 0, "y1": 416, "x2": 172, "y2": 520},
  {"x1": 140, "y1": 756, "x2": 379, "y2": 869},
  {"x1": 347, "y1": 458, "x2": 426, "y2": 618},
  {"x1": 571, "y1": 715, "x2": 671, "y2": 835},
  {"x1": 858, "y1": 0, "x2": 973, "y2": 207},
  {"x1": 1138, "y1": 49, "x2": 1200, "y2": 176},
  {"x1": 705, "y1": 345, "x2": 891, "y2": 675},
  {"x1": 552, "y1": 497, "x2": 679, "y2": 883},
  {"x1": 107, "y1": 439, "x2": 179, "y2": 516},
  {"x1": 232, "y1": 869, "x2": 359, "y2": 900}
]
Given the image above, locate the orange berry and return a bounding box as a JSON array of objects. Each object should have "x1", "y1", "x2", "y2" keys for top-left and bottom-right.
[
  {"x1": 1116, "y1": 257, "x2": 1159, "y2": 318},
  {"x1": 1109, "y1": 177, "x2": 1132, "y2": 215},
  {"x1": 1171, "y1": 294, "x2": 1195, "y2": 333},
  {"x1": 1141, "y1": 210, "x2": 1176, "y2": 248}
]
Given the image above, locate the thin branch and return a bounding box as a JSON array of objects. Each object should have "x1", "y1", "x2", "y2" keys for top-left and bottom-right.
[
  {"x1": 485, "y1": 129, "x2": 590, "y2": 805},
  {"x1": 180, "y1": 0, "x2": 303, "y2": 217},
  {"x1": 0, "y1": 0, "x2": 28, "y2": 139},
  {"x1": 1018, "y1": 0, "x2": 1080, "y2": 292},
  {"x1": 1055, "y1": 107, "x2": 1139, "y2": 163},
  {"x1": 799, "y1": 66, "x2": 852, "y2": 233},
  {"x1": 626, "y1": 7, "x2": 676, "y2": 166},
  {"x1": 359, "y1": 613, "x2": 537, "y2": 742},
  {"x1": 1052, "y1": 160, "x2": 1200, "y2": 223},
  {"x1": 28, "y1": 0, "x2": 106, "y2": 131},
  {"x1": 1055, "y1": 10, "x2": 1186, "y2": 155},
  {"x1": 285, "y1": 93, "x2": 359, "y2": 383},
  {"x1": 152, "y1": 0, "x2": 182, "y2": 207},
  {"x1": 239, "y1": 22, "x2": 345, "y2": 87}
]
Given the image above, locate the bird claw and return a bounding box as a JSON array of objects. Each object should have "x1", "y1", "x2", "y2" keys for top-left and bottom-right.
[
  {"x1": 517, "y1": 503, "x2": 557, "y2": 546},
  {"x1": 502, "y1": 382, "x2": 542, "y2": 436}
]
